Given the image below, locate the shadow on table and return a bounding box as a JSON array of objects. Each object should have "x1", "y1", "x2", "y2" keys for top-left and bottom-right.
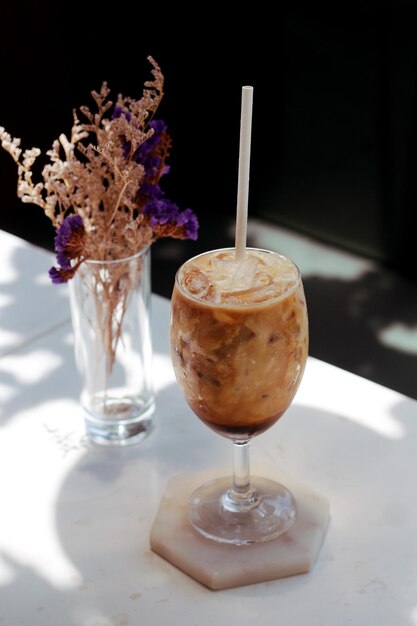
[{"x1": 304, "y1": 269, "x2": 417, "y2": 399}]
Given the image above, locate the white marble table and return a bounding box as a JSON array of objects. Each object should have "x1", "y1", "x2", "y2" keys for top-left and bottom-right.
[{"x1": 1, "y1": 230, "x2": 417, "y2": 625}]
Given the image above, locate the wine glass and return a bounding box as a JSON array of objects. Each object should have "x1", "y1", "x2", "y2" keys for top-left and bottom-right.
[{"x1": 170, "y1": 247, "x2": 308, "y2": 545}]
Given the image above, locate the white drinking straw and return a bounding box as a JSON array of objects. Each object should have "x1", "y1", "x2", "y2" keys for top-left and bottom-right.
[{"x1": 234, "y1": 85, "x2": 254, "y2": 262}]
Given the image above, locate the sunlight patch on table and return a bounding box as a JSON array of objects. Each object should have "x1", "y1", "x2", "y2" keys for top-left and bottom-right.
[
  {"x1": 247, "y1": 219, "x2": 375, "y2": 279},
  {"x1": 0, "y1": 235, "x2": 24, "y2": 284},
  {"x1": 73, "y1": 611, "x2": 116, "y2": 626},
  {"x1": 0, "y1": 349, "x2": 62, "y2": 385},
  {"x1": 0, "y1": 556, "x2": 16, "y2": 586},
  {"x1": 0, "y1": 381, "x2": 16, "y2": 405},
  {"x1": 0, "y1": 399, "x2": 85, "y2": 590},
  {"x1": 379, "y1": 322, "x2": 417, "y2": 356},
  {"x1": 153, "y1": 351, "x2": 175, "y2": 392},
  {"x1": 297, "y1": 358, "x2": 406, "y2": 439},
  {"x1": 0, "y1": 328, "x2": 23, "y2": 356},
  {"x1": 0, "y1": 292, "x2": 14, "y2": 308}
]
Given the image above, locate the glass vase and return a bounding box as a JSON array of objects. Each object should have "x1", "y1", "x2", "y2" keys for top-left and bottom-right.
[{"x1": 68, "y1": 246, "x2": 155, "y2": 445}]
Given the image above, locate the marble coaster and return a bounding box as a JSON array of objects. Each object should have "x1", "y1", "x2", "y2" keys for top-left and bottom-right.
[{"x1": 150, "y1": 467, "x2": 330, "y2": 590}]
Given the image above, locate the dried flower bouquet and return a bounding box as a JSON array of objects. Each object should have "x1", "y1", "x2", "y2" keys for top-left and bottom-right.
[
  {"x1": 0, "y1": 55, "x2": 198, "y2": 281},
  {"x1": 1, "y1": 56, "x2": 198, "y2": 381}
]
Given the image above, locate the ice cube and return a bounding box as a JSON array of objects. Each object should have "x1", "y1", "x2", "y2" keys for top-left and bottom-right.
[
  {"x1": 230, "y1": 257, "x2": 259, "y2": 291},
  {"x1": 183, "y1": 266, "x2": 210, "y2": 296}
]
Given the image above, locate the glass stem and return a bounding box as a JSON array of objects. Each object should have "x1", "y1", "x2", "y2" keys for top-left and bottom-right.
[{"x1": 228, "y1": 440, "x2": 255, "y2": 507}]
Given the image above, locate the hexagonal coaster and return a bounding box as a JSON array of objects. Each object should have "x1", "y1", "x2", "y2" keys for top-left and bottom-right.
[{"x1": 150, "y1": 467, "x2": 330, "y2": 590}]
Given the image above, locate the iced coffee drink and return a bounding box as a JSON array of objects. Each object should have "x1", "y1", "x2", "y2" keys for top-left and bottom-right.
[{"x1": 170, "y1": 248, "x2": 308, "y2": 440}]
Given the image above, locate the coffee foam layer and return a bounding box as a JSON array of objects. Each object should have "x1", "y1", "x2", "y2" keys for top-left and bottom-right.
[{"x1": 179, "y1": 250, "x2": 299, "y2": 305}]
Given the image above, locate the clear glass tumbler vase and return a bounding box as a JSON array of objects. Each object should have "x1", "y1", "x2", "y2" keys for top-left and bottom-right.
[{"x1": 69, "y1": 246, "x2": 155, "y2": 445}]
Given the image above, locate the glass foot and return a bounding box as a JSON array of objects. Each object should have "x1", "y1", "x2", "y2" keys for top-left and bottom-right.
[
  {"x1": 188, "y1": 476, "x2": 296, "y2": 545},
  {"x1": 84, "y1": 397, "x2": 155, "y2": 446}
]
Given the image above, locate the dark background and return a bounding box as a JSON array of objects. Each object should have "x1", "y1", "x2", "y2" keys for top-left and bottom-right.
[
  {"x1": 1, "y1": 2, "x2": 416, "y2": 270},
  {"x1": 1, "y1": 2, "x2": 417, "y2": 397}
]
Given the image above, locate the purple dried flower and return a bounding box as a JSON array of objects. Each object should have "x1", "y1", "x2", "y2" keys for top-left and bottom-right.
[
  {"x1": 54, "y1": 215, "x2": 84, "y2": 253},
  {"x1": 49, "y1": 215, "x2": 86, "y2": 284},
  {"x1": 138, "y1": 183, "x2": 164, "y2": 202},
  {"x1": 116, "y1": 116, "x2": 196, "y2": 243},
  {"x1": 112, "y1": 106, "x2": 132, "y2": 123},
  {"x1": 56, "y1": 251, "x2": 72, "y2": 270},
  {"x1": 48, "y1": 266, "x2": 75, "y2": 284},
  {"x1": 136, "y1": 120, "x2": 167, "y2": 156},
  {"x1": 177, "y1": 208, "x2": 199, "y2": 241},
  {"x1": 48, "y1": 264, "x2": 81, "y2": 284},
  {"x1": 149, "y1": 119, "x2": 167, "y2": 134},
  {"x1": 144, "y1": 198, "x2": 199, "y2": 241},
  {"x1": 133, "y1": 119, "x2": 169, "y2": 178},
  {"x1": 48, "y1": 267, "x2": 65, "y2": 284},
  {"x1": 144, "y1": 198, "x2": 180, "y2": 227}
]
